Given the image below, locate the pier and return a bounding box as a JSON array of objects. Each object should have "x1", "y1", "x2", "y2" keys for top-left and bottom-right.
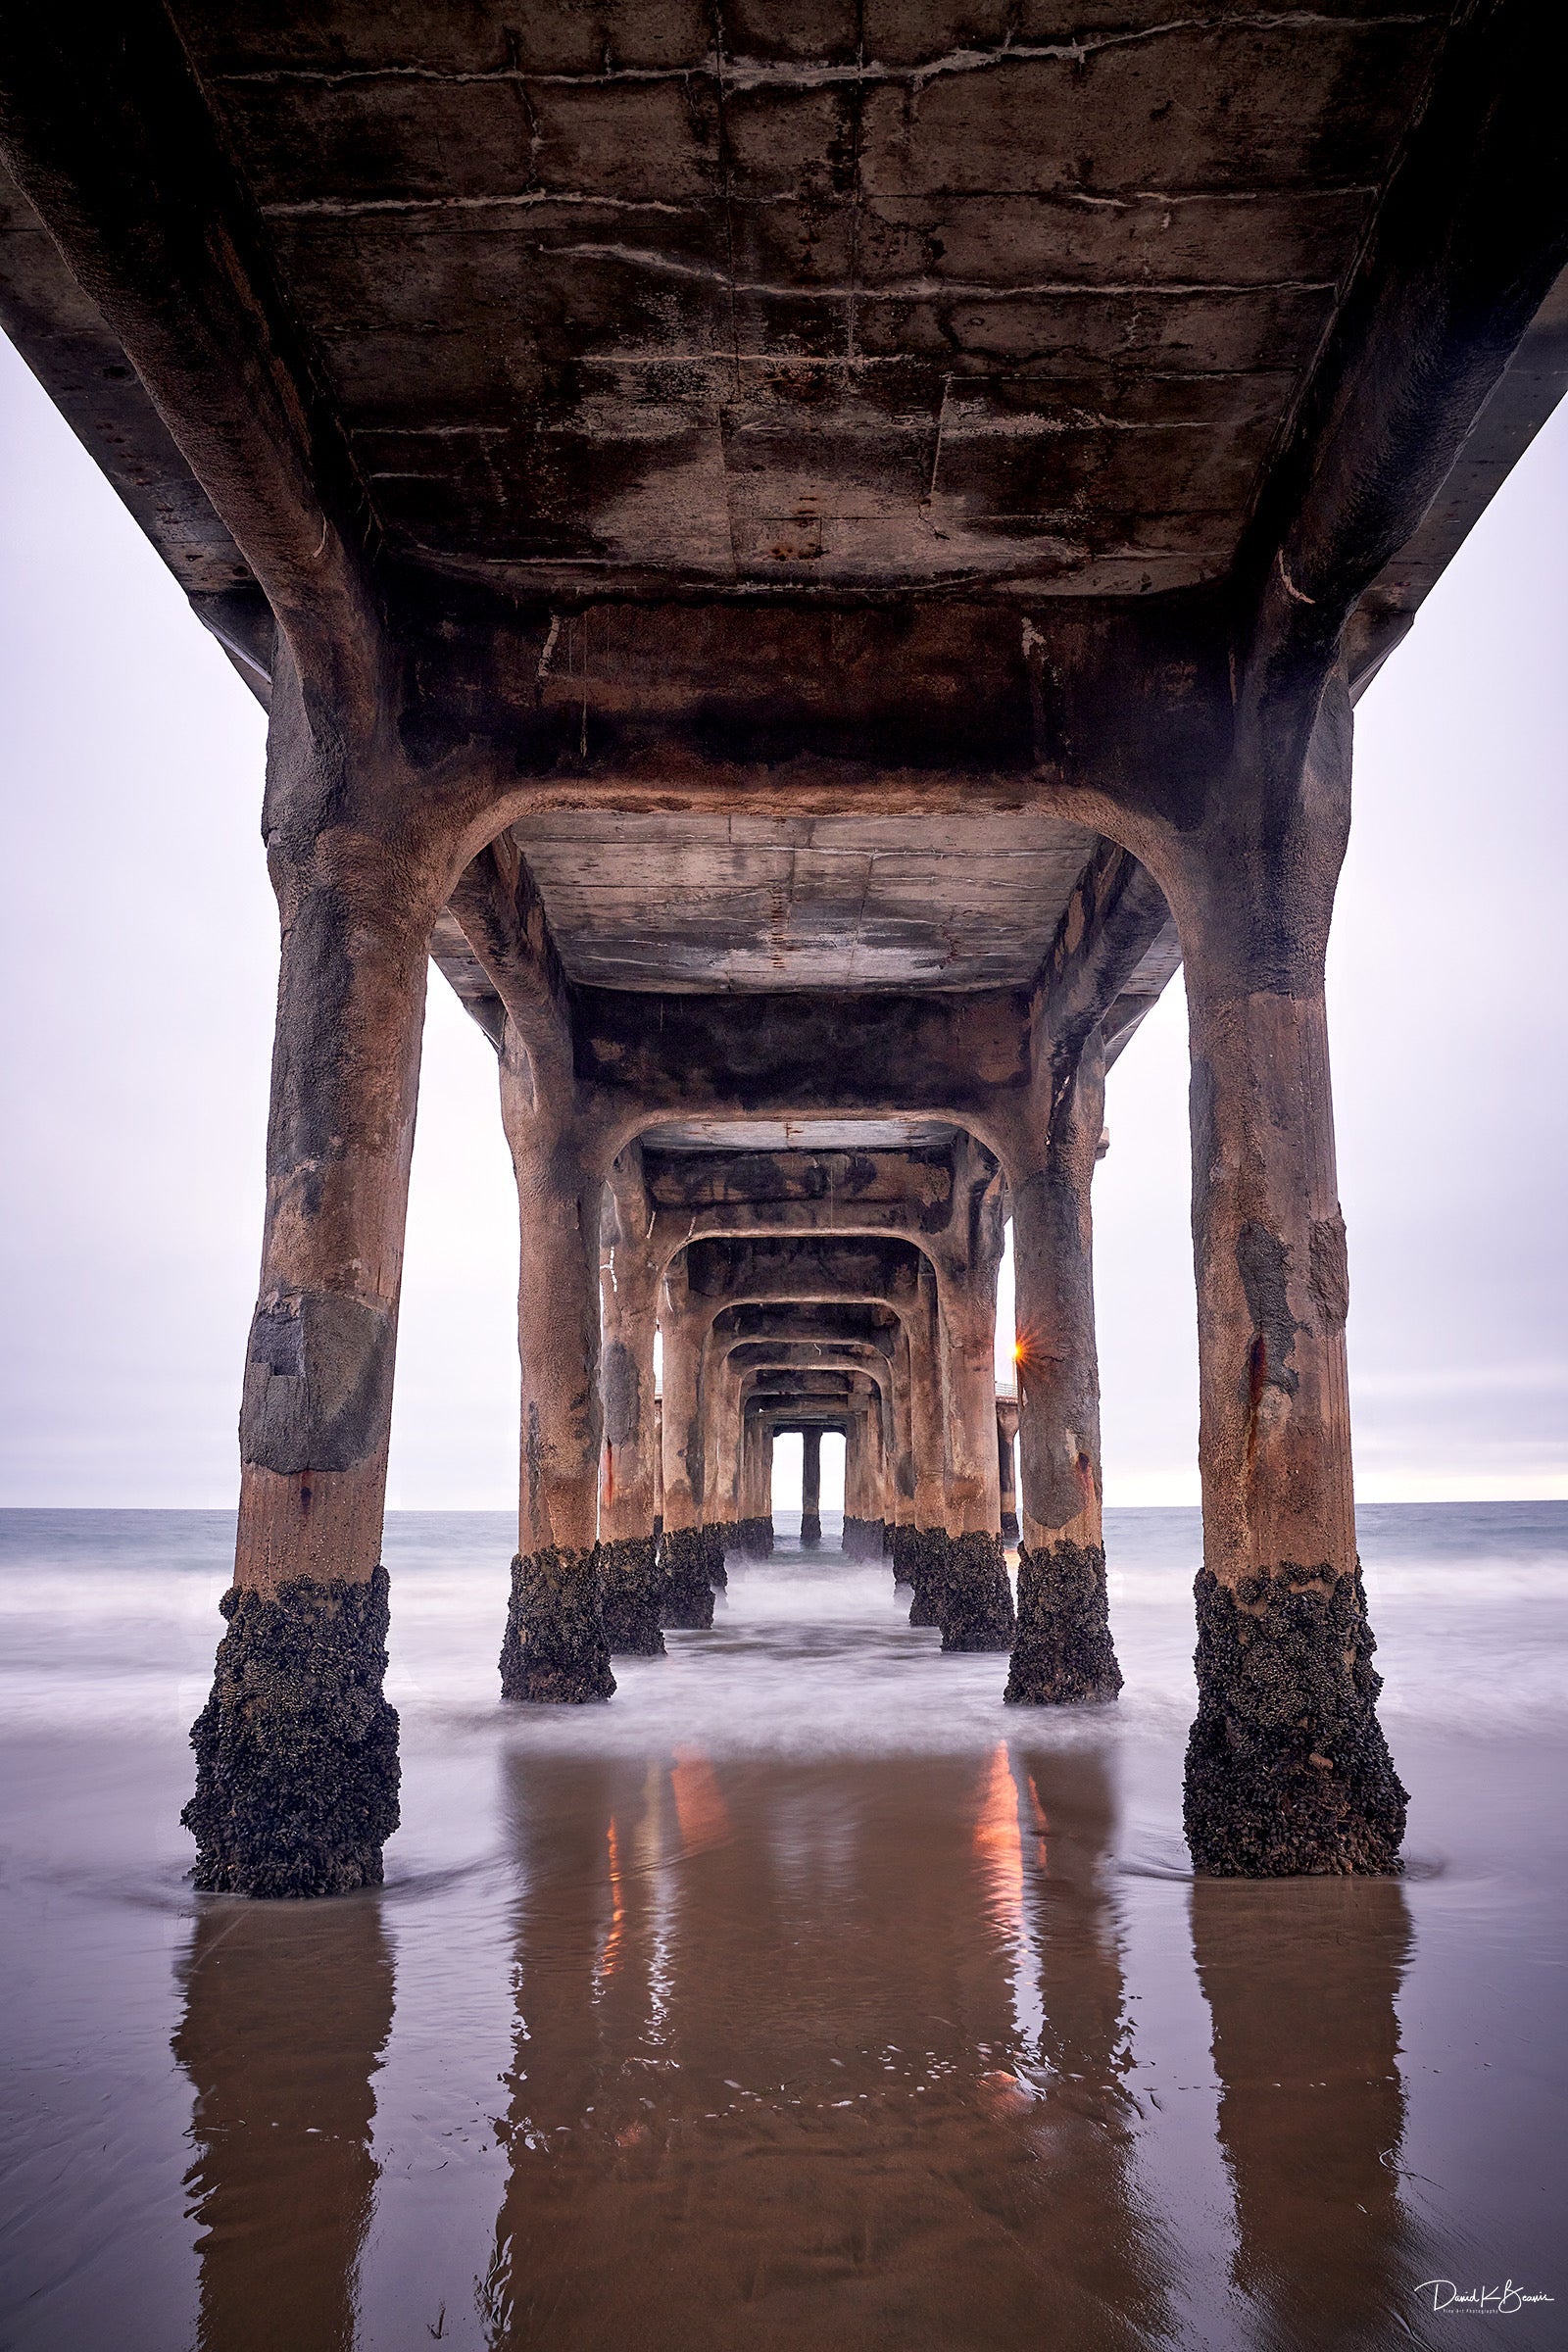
[{"x1": 1, "y1": 2, "x2": 1564, "y2": 1896}]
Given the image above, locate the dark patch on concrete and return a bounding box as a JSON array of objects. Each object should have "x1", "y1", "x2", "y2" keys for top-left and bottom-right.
[
  {"x1": 601, "y1": 1339, "x2": 641, "y2": 1449},
  {"x1": 499, "y1": 1546, "x2": 615, "y2": 1703},
  {"x1": 265, "y1": 885, "x2": 355, "y2": 1198},
  {"x1": 940, "y1": 1532, "x2": 1017, "y2": 1653},
  {"x1": 843, "y1": 1516, "x2": 886, "y2": 1561},
  {"x1": 524, "y1": 1400, "x2": 544, "y2": 1533},
  {"x1": 1184, "y1": 1563, "x2": 1406, "y2": 1876},
  {"x1": 1001, "y1": 1510, "x2": 1020, "y2": 1543},
  {"x1": 1236, "y1": 1221, "x2": 1300, "y2": 1396},
  {"x1": 683, "y1": 1419, "x2": 706, "y2": 1519},
  {"x1": 729, "y1": 1517, "x2": 774, "y2": 1559},
  {"x1": 1004, "y1": 1541, "x2": 1122, "y2": 1705},
  {"x1": 703, "y1": 1526, "x2": 729, "y2": 1589},
  {"x1": 890, "y1": 1523, "x2": 919, "y2": 1588},
  {"x1": 183, "y1": 1566, "x2": 399, "y2": 1898},
  {"x1": 660, "y1": 1529, "x2": 716, "y2": 1629},
  {"x1": 598, "y1": 1536, "x2": 664, "y2": 1658},
  {"x1": 906, "y1": 1528, "x2": 951, "y2": 1627},
  {"x1": 801, "y1": 1509, "x2": 822, "y2": 1546},
  {"x1": 241, "y1": 1291, "x2": 395, "y2": 1476},
  {"x1": 1309, "y1": 1210, "x2": 1350, "y2": 1327},
  {"x1": 1189, "y1": 1054, "x2": 1216, "y2": 1204}
]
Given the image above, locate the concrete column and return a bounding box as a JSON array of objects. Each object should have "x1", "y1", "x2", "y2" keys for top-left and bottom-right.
[
  {"x1": 1005, "y1": 1031, "x2": 1122, "y2": 1707},
  {"x1": 597, "y1": 1152, "x2": 664, "y2": 1657},
  {"x1": 930, "y1": 1162, "x2": 1015, "y2": 1653},
  {"x1": 845, "y1": 1382, "x2": 891, "y2": 1558},
  {"x1": 876, "y1": 1372, "x2": 897, "y2": 1556},
  {"x1": 719, "y1": 1369, "x2": 770, "y2": 1557},
  {"x1": 658, "y1": 1277, "x2": 714, "y2": 1628},
  {"x1": 734, "y1": 1397, "x2": 773, "y2": 1558},
  {"x1": 997, "y1": 1408, "x2": 1018, "y2": 1543},
  {"x1": 1162, "y1": 676, "x2": 1403, "y2": 1873},
  {"x1": 184, "y1": 661, "x2": 432, "y2": 1897},
  {"x1": 911, "y1": 1262, "x2": 947, "y2": 1537},
  {"x1": 497, "y1": 1062, "x2": 613, "y2": 1704},
  {"x1": 692, "y1": 1324, "x2": 731, "y2": 1586},
  {"x1": 843, "y1": 1414, "x2": 862, "y2": 1535},
  {"x1": 653, "y1": 1394, "x2": 663, "y2": 1533},
  {"x1": 709, "y1": 1342, "x2": 742, "y2": 1524},
  {"x1": 890, "y1": 1320, "x2": 916, "y2": 1574},
  {"x1": 901, "y1": 1259, "x2": 949, "y2": 1609},
  {"x1": 743, "y1": 1414, "x2": 774, "y2": 1538},
  {"x1": 800, "y1": 1428, "x2": 822, "y2": 1545}
]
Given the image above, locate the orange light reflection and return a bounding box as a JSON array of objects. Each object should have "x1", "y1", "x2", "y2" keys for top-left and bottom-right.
[
  {"x1": 973, "y1": 1740, "x2": 1025, "y2": 1947},
  {"x1": 596, "y1": 1816, "x2": 626, "y2": 1987},
  {"x1": 670, "y1": 1750, "x2": 730, "y2": 1853}
]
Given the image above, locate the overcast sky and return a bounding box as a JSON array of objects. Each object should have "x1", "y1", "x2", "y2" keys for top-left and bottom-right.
[{"x1": 2, "y1": 331, "x2": 1564, "y2": 1511}]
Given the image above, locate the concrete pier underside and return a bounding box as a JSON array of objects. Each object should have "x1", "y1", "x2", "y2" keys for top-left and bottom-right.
[{"x1": 3, "y1": 1, "x2": 1564, "y2": 1891}]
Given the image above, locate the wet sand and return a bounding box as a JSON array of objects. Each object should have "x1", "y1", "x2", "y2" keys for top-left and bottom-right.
[{"x1": 1, "y1": 1504, "x2": 1565, "y2": 2348}]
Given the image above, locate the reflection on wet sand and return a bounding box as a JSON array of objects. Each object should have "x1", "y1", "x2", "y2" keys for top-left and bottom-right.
[
  {"x1": 1011, "y1": 1745, "x2": 1174, "y2": 2343},
  {"x1": 1192, "y1": 1874, "x2": 1417, "y2": 2350},
  {"x1": 11, "y1": 1513, "x2": 1566, "y2": 2350},
  {"x1": 172, "y1": 1898, "x2": 393, "y2": 2352},
  {"x1": 481, "y1": 1740, "x2": 1169, "y2": 2351}
]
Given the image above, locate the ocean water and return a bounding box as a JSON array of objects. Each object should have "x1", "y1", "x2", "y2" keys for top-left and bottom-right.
[{"x1": 1, "y1": 1502, "x2": 1564, "y2": 2349}]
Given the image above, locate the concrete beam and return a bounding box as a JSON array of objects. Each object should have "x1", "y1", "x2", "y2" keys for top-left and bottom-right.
[
  {"x1": 0, "y1": 0, "x2": 383, "y2": 706},
  {"x1": 575, "y1": 986, "x2": 1027, "y2": 1158},
  {"x1": 1238, "y1": 0, "x2": 1568, "y2": 682}
]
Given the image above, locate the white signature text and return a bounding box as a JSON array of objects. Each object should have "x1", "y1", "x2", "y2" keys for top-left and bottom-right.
[{"x1": 1416, "y1": 2280, "x2": 1554, "y2": 2317}]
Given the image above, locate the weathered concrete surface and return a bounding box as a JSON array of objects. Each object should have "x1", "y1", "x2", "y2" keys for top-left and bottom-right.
[
  {"x1": 800, "y1": 1428, "x2": 822, "y2": 1548},
  {"x1": 997, "y1": 1398, "x2": 1020, "y2": 1544},
  {"x1": 1005, "y1": 1543, "x2": 1122, "y2": 1708},
  {"x1": 1185, "y1": 1565, "x2": 1405, "y2": 1877},
  {"x1": 5, "y1": 6, "x2": 1563, "y2": 734},
  {"x1": 701, "y1": 1525, "x2": 728, "y2": 1592},
  {"x1": 740, "y1": 1412, "x2": 771, "y2": 1535},
  {"x1": 659, "y1": 1527, "x2": 715, "y2": 1632},
  {"x1": 925, "y1": 1138, "x2": 1006, "y2": 1540},
  {"x1": 499, "y1": 1041, "x2": 611, "y2": 1705},
  {"x1": 1007, "y1": 1028, "x2": 1122, "y2": 1703},
  {"x1": 906, "y1": 1529, "x2": 950, "y2": 1630},
  {"x1": 658, "y1": 1262, "x2": 707, "y2": 1549},
  {"x1": 229, "y1": 657, "x2": 446, "y2": 1614},
  {"x1": 599, "y1": 1150, "x2": 662, "y2": 1557},
  {"x1": 890, "y1": 1522, "x2": 920, "y2": 1590},
  {"x1": 184, "y1": 1568, "x2": 399, "y2": 1898},
  {"x1": 183, "y1": 650, "x2": 469, "y2": 1892},
  {"x1": 1165, "y1": 685, "x2": 1399, "y2": 1871},
  {"x1": 940, "y1": 1533, "x2": 1016, "y2": 1655},
  {"x1": 0, "y1": 2, "x2": 1461, "y2": 605},
  {"x1": 500, "y1": 1547, "x2": 614, "y2": 1705},
  {"x1": 598, "y1": 1535, "x2": 664, "y2": 1658},
  {"x1": 1011, "y1": 1032, "x2": 1107, "y2": 1562}
]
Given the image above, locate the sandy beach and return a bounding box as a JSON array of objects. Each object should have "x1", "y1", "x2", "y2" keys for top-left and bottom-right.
[{"x1": 1, "y1": 1502, "x2": 1564, "y2": 2350}]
